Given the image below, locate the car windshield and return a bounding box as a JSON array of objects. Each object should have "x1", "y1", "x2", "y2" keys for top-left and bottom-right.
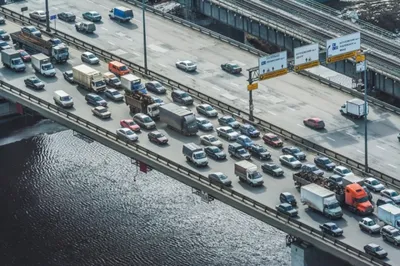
[
  {"x1": 111, "y1": 91, "x2": 120, "y2": 95},
  {"x1": 0, "y1": 30, "x2": 6, "y2": 34},
  {"x1": 120, "y1": 66, "x2": 128, "y2": 71},
  {"x1": 28, "y1": 27, "x2": 36, "y2": 32},
  {"x1": 94, "y1": 96, "x2": 102, "y2": 101},
  {"x1": 217, "y1": 174, "x2": 227, "y2": 180},
  {"x1": 154, "y1": 133, "x2": 163, "y2": 138},
  {"x1": 248, "y1": 126, "x2": 256, "y2": 131},
  {"x1": 366, "y1": 220, "x2": 376, "y2": 226},
  {"x1": 270, "y1": 165, "x2": 279, "y2": 170},
  {"x1": 199, "y1": 120, "x2": 208, "y2": 124},
  {"x1": 38, "y1": 12, "x2": 45, "y2": 16},
  {"x1": 288, "y1": 157, "x2": 296, "y2": 162},
  {"x1": 370, "y1": 180, "x2": 380, "y2": 185},
  {"x1": 187, "y1": 62, "x2": 195, "y2": 66},
  {"x1": 238, "y1": 149, "x2": 247, "y2": 154},
  {"x1": 392, "y1": 231, "x2": 400, "y2": 237},
  {"x1": 94, "y1": 80, "x2": 105, "y2": 87},
  {"x1": 327, "y1": 202, "x2": 340, "y2": 209},
  {"x1": 249, "y1": 172, "x2": 262, "y2": 179},
  {"x1": 20, "y1": 51, "x2": 28, "y2": 56},
  {"x1": 209, "y1": 137, "x2": 218, "y2": 142},
  {"x1": 205, "y1": 106, "x2": 213, "y2": 111},
  {"x1": 373, "y1": 246, "x2": 383, "y2": 252},
  {"x1": 310, "y1": 166, "x2": 318, "y2": 171},
  {"x1": 210, "y1": 147, "x2": 220, "y2": 153},
  {"x1": 332, "y1": 176, "x2": 342, "y2": 182},
  {"x1": 0, "y1": 42, "x2": 8, "y2": 47},
  {"x1": 127, "y1": 121, "x2": 135, "y2": 126},
  {"x1": 66, "y1": 72, "x2": 73, "y2": 77},
  {"x1": 125, "y1": 131, "x2": 133, "y2": 135},
  {"x1": 98, "y1": 108, "x2": 107, "y2": 113},
  {"x1": 43, "y1": 64, "x2": 54, "y2": 70},
  {"x1": 330, "y1": 224, "x2": 338, "y2": 230},
  {"x1": 271, "y1": 137, "x2": 279, "y2": 141},
  {"x1": 342, "y1": 168, "x2": 351, "y2": 174},
  {"x1": 225, "y1": 117, "x2": 235, "y2": 123},
  {"x1": 284, "y1": 205, "x2": 293, "y2": 211},
  {"x1": 52, "y1": 39, "x2": 62, "y2": 45},
  {"x1": 243, "y1": 138, "x2": 251, "y2": 143},
  {"x1": 194, "y1": 152, "x2": 205, "y2": 159},
  {"x1": 60, "y1": 96, "x2": 71, "y2": 101},
  {"x1": 231, "y1": 64, "x2": 240, "y2": 69},
  {"x1": 226, "y1": 128, "x2": 234, "y2": 133},
  {"x1": 390, "y1": 191, "x2": 399, "y2": 197},
  {"x1": 91, "y1": 12, "x2": 100, "y2": 16},
  {"x1": 88, "y1": 54, "x2": 96, "y2": 59},
  {"x1": 143, "y1": 117, "x2": 152, "y2": 123},
  {"x1": 286, "y1": 195, "x2": 294, "y2": 200},
  {"x1": 110, "y1": 77, "x2": 119, "y2": 83},
  {"x1": 291, "y1": 148, "x2": 301, "y2": 153},
  {"x1": 32, "y1": 79, "x2": 40, "y2": 83},
  {"x1": 257, "y1": 147, "x2": 267, "y2": 152},
  {"x1": 153, "y1": 82, "x2": 162, "y2": 88},
  {"x1": 153, "y1": 98, "x2": 163, "y2": 103}
]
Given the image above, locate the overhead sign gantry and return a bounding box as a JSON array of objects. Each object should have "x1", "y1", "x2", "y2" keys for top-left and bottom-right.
[
  {"x1": 294, "y1": 43, "x2": 319, "y2": 72},
  {"x1": 326, "y1": 32, "x2": 361, "y2": 64}
]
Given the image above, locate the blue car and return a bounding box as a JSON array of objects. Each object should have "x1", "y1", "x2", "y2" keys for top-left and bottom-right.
[
  {"x1": 196, "y1": 117, "x2": 213, "y2": 131},
  {"x1": 218, "y1": 115, "x2": 240, "y2": 129},
  {"x1": 239, "y1": 124, "x2": 260, "y2": 138},
  {"x1": 314, "y1": 156, "x2": 336, "y2": 171},
  {"x1": 85, "y1": 93, "x2": 107, "y2": 107},
  {"x1": 236, "y1": 135, "x2": 253, "y2": 148}
]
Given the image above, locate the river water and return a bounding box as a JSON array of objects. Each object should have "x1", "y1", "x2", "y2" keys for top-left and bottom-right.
[{"x1": 0, "y1": 119, "x2": 290, "y2": 266}]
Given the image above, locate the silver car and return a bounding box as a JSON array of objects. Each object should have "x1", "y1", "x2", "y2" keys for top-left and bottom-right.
[
  {"x1": 359, "y1": 218, "x2": 380, "y2": 234},
  {"x1": 29, "y1": 10, "x2": 46, "y2": 21},
  {"x1": 81, "y1": 51, "x2": 99, "y2": 65},
  {"x1": 216, "y1": 126, "x2": 239, "y2": 141},
  {"x1": 380, "y1": 189, "x2": 400, "y2": 205},
  {"x1": 200, "y1": 134, "x2": 223, "y2": 148},
  {"x1": 364, "y1": 177, "x2": 385, "y2": 192},
  {"x1": 92, "y1": 106, "x2": 111, "y2": 119},
  {"x1": 196, "y1": 104, "x2": 218, "y2": 117},
  {"x1": 133, "y1": 113, "x2": 156, "y2": 129},
  {"x1": 105, "y1": 89, "x2": 123, "y2": 102},
  {"x1": 116, "y1": 128, "x2": 138, "y2": 142},
  {"x1": 175, "y1": 60, "x2": 197, "y2": 72},
  {"x1": 333, "y1": 166, "x2": 353, "y2": 177},
  {"x1": 279, "y1": 155, "x2": 302, "y2": 169}
]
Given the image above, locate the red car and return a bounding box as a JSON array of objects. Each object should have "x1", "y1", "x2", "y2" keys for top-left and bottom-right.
[
  {"x1": 262, "y1": 133, "x2": 283, "y2": 147},
  {"x1": 148, "y1": 131, "x2": 168, "y2": 145},
  {"x1": 120, "y1": 119, "x2": 140, "y2": 132},
  {"x1": 303, "y1": 117, "x2": 325, "y2": 129},
  {"x1": 18, "y1": 49, "x2": 31, "y2": 62}
]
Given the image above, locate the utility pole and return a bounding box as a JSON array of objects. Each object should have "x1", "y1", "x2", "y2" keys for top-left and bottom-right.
[
  {"x1": 142, "y1": 0, "x2": 148, "y2": 73},
  {"x1": 45, "y1": 0, "x2": 50, "y2": 32},
  {"x1": 363, "y1": 59, "x2": 368, "y2": 172},
  {"x1": 248, "y1": 71, "x2": 254, "y2": 122}
]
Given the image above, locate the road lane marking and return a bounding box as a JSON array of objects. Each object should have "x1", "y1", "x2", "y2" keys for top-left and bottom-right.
[
  {"x1": 388, "y1": 164, "x2": 397, "y2": 168},
  {"x1": 86, "y1": 0, "x2": 94, "y2": 3},
  {"x1": 326, "y1": 137, "x2": 335, "y2": 142},
  {"x1": 212, "y1": 86, "x2": 221, "y2": 91},
  {"x1": 230, "y1": 82, "x2": 239, "y2": 87},
  {"x1": 287, "y1": 107, "x2": 296, "y2": 111},
  {"x1": 296, "y1": 124, "x2": 305, "y2": 128},
  {"x1": 52, "y1": 7, "x2": 59, "y2": 10},
  {"x1": 158, "y1": 63, "x2": 167, "y2": 68},
  {"x1": 126, "y1": 37, "x2": 133, "y2": 41},
  {"x1": 357, "y1": 150, "x2": 364, "y2": 154},
  {"x1": 346, "y1": 132, "x2": 356, "y2": 137},
  {"x1": 100, "y1": 5, "x2": 109, "y2": 9},
  {"x1": 376, "y1": 145, "x2": 386, "y2": 150},
  {"x1": 267, "y1": 111, "x2": 276, "y2": 116},
  {"x1": 108, "y1": 41, "x2": 115, "y2": 46},
  {"x1": 101, "y1": 27, "x2": 108, "y2": 31}
]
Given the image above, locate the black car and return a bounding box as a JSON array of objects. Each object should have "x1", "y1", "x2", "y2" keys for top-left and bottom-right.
[
  {"x1": 248, "y1": 144, "x2": 271, "y2": 160},
  {"x1": 145, "y1": 81, "x2": 166, "y2": 94},
  {"x1": 208, "y1": 172, "x2": 232, "y2": 187},
  {"x1": 376, "y1": 197, "x2": 395, "y2": 207},
  {"x1": 314, "y1": 156, "x2": 336, "y2": 171},
  {"x1": 58, "y1": 12, "x2": 76, "y2": 22},
  {"x1": 24, "y1": 76, "x2": 45, "y2": 90},
  {"x1": 282, "y1": 146, "x2": 306, "y2": 160},
  {"x1": 220, "y1": 63, "x2": 242, "y2": 74},
  {"x1": 319, "y1": 222, "x2": 343, "y2": 237},
  {"x1": 275, "y1": 203, "x2": 298, "y2": 217},
  {"x1": 280, "y1": 192, "x2": 297, "y2": 207},
  {"x1": 261, "y1": 163, "x2": 284, "y2": 177},
  {"x1": 363, "y1": 243, "x2": 387, "y2": 259},
  {"x1": 204, "y1": 146, "x2": 226, "y2": 160},
  {"x1": 0, "y1": 29, "x2": 10, "y2": 41},
  {"x1": 63, "y1": 71, "x2": 74, "y2": 83}
]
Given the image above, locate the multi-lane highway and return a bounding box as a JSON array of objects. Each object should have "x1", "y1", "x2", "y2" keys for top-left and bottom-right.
[{"x1": 0, "y1": 20, "x2": 399, "y2": 263}]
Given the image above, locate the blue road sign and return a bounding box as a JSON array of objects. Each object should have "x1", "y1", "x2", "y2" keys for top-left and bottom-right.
[{"x1": 50, "y1": 15, "x2": 56, "y2": 20}]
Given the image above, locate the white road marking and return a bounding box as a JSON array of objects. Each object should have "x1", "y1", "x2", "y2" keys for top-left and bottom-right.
[
  {"x1": 230, "y1": 82, "x2": 239, "y2": 87},
  {"x1": 267, "y1": 111, "x2": 277, "y2": 116},
  {"x1": 296, "y1": 124, "x2": 305, "y2": 128},
  {"x1": 376, "y1": 145, "x2": 386, "y2": 150},
  {"x1": 131, "y1": 51, "x2": 141, "y2": 57},
  {"x1": 100, "y1": 5, "x2": 109, "y2": 9},
  {"x1": 101, "y1": 27, "x2": 108, "y2": 31},
  {"x1": 52, "y1": 7, "x2": 59, "y2": 10},
  {"x1": 212, "y1": 86, "x2": 221, "y2": 91},
  {"x1": 287, "y1": 107, "x2": 296, "y2": 111},
  {"x1": 86, "y1": 0, "x2": 94, "y2": 3},
  {"x1": 108, "y1": 41, "x2": 115, "y2": 46},
  {"x1": 326, "y1": 137, "x2": 335, "y2": 142},
  {"x1": 357, "y1": 150, "x2": 364, "y2": 154},
  {"x1": 133, "y1": 18, "x2": 141, "y2": 23},
  {"x1": 388, "y1": 164, "x2": 397, "y2": 169},
  {"x1": 346, "y1": 132, "x2": 356, "y2": 137},
  {"x1": 126, "y1": 37, "x2": 133, "y2": 42},
  {"x1": 158, "y1": 63, "x2": 167, "y2": 68}
]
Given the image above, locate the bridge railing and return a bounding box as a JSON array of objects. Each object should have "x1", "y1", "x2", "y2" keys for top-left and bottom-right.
[
  {"x1": 1, "y1": 6, "x2": 400, "y2": 190},
  {"x1": 0, "y1": 79, "x2": 390, "y2": 266}
]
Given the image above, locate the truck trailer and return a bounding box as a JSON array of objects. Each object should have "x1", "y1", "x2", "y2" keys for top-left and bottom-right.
[
  {"x1": 1, "y1": 49, "x2": 25, "y2": 72},
  {"x1": 124, "y1": 90, "x2": 159, "y2": 119},
  {"x1": 182, "y1": 143, "x2": 208, "y2": 167},
  {"x1": 109, "y1": 6, "x2": 133, "y2": 22},
  {"x1": 32, "y1": 53, "x2": 56, "y2": 77},
  {"x1": 73, "y1": 64, "x2": 106, "y2": 92},
  {"x1": 340, "y1": 98, "x2": 368, "y2": 119},
  {"x1": 378, "y1": 204, "x2": 400, "y2": 229},
  {"x1": 159, "y1": 103, "x2": 198, "y2": 135},
  {"x1": 234, "y1": 161, "x2": 263, "y2": 187}
]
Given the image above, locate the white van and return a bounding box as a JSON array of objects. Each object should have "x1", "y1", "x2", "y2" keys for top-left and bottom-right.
[{"x1": 53, "y1": 90, "x2": 74, "y2": 108}]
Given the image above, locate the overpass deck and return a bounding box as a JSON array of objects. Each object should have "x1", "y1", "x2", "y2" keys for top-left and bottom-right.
[
  {"x1": 0, "y1": 21, "x2": 397, "y2": 265},
  {"x1": 4, "y1": 0, "x2": 400, "y2": 178}
]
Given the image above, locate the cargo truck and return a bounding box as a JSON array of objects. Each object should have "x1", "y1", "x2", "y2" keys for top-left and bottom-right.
[
  {"x1": 108, "y1": 6, "x2": 133, "y2": 22},
  {"x1": 342, "y1": 174, "x2": 372, "y2": 201},
  {"x1": 10, "y1": 31, "x2": 69, "y2": 63},
  {"x1": 32, "y1": 53, "x2": 56, "y2": 77},
  {"x1": 124, "y1": 90, "x2": 159, "y2": 119},
  {"x1": 301, "y1": 183, "x2": 343, "y2": 219},
  {"x1": 73, "y1": 64, "x2": 106, "y2": 92},
  {"x1": 234, "y1": 161, "x2": 264, "y2": 187},
  {"x1": 121, "y1": 74, "x2": 147, "y2": 94},
  {"x1": 103, "y1": 72, "x2": 121, "y2": 88},
  {"x1": 378, "y1": 204, "x2": 400, "y2": 229},
  {"x1": 1, "y1": 49, "x2": 25, "y2": 72},
  {"x1": 340, "y1": 98, "x2": 368, "y2": 119},
  {"x1": 182, "y1": 143, "x2": 208, "y2": 167},
  {"x1": 159, "y1": 103, "x2": 198, "y2": 136}
]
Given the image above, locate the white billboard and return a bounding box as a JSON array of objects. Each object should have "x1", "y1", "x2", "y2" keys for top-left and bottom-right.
[
  {"x1": 294, "y1": 43, "x2": 319, "y2": 66},
  {"x1": 259, "y1": 51, "x2": 287, "y2": 75},
  {"x1": 326, "y1": 32, "x2": 360, "y2": 58}
]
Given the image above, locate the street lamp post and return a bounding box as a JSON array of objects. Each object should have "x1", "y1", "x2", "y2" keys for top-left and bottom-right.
[
  {"x1": 142, "y1": 0, "x2": 148, "y2": 73},
  {"x1": 45, "y1": 0, "x2": 50, "y2": 32},
  {"x1": 363, "y1": 60, "x2": 368, "y2": 172}
]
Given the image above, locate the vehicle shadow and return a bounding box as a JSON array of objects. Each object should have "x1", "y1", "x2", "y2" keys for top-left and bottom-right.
[
  {"x1": 110, "y1": 20, "x2": 138, "y2": 30},
  {"x1": 237, "y1": 182, "x2": 267, "y2": 194},
  {"x1": 80, "y1": 33, "x2": 99, "y2": 39}
]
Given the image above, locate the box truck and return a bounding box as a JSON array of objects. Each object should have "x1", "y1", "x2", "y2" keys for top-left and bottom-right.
[
  {"x1": 159, "y1": 103, "x2": 198, "y2": 135},
  {"x1": 378, "y1": 204, "x2": 400, "y2": 229},
  {"x1": 1, "y1": 49, "x2": 25, "y2": 72},
  {"x1": 32, "y1": 53, "x2": 56, "y2": 77},
  {"x1": 73, "y1": 64, "x2": 106, "y2": 92},
  {"x1": 340, "y1": 98, "x2": 368, "y2": 119},
  {"x1": 182, "y1": 143, "x2": 208, "y2": 167},
  {"x1": 108, "y1": 6, "x2": 133, "y2": 22},
  {"x1": 234, "y1": 161, "x2": 263, "y2": 187},
  {"x1": 121, "y1": 74, "x2": 147, "y2": 94}
]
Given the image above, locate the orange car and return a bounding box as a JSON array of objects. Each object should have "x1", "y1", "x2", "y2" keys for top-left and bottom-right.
[{"x1": 108, "y1": 61, "x2": 130, "y2": 76}]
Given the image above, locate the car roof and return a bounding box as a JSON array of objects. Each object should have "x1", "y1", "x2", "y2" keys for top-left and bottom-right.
[
  {"x1": 238, "y1": 135, "x2": 249, "y2": 139},
  {"x1": 25, "y1": 25, "x2": 36, "y2": 29},
  {"x1": 221, "y1": 115, "x2": 233, "y2": 119},
  {"x1": 213, "y1": 172, "x2": 224, "y2": 176},
  {"x1": 325, "y1": 222, "x2": 336, "y2": 226},
  {"x1": 150, "y1": 130, "x2": 161, "y2": 134},
  {"x1": 83, "y1": 51, "x2": 94, "y2": 55},
  {"x1": 383, "y1": 189, "x2": 395, "y2": 193},
  {"x1": 29, "y1": 76, "x2": 38, "y2": 80},
  {"x1": 182, "y1": 60, "x2": 193, "y2": 63},
  {"x1": 378, "y1": 197, "x2": 393, "y2": 202},
  {"x1": 361, "y1": 217, "x2": 373, "y2": 222},
  {"x1": 107, "y1": 88, "x2": 117, "y2": 92},
  {"x1": 95, "y1": 106, "x2": 106, "y2": 110},
  {"x1": 87, "y1": 93, "x2": 98, "y2": 97},
  {"x1": 150, "y1": 80, "x2": 160, "y2": 84},
  {"x1": 119, "y1": 128, "x2": 131, "y2": 132},
  {"x1": 196, "y1": 117, "x2": 207, "y2": 121},
  {"x1": 265, "y1": 133, "x2": 277, "y2": 137},
  {"x1": 304, "y1": 163, "x2": 316, "y2": 167},
  {"x1": 64, "y1": 70, "x2": 73, "y2": 74},
  {"x1": 335, "y1": 166, "x2": 347, "y2": 170},
  {"x1": 280, "y1": 203, "x2": 291, "y2": 207},
  {"x1": 219, "y1": 126, "x2": 232, "y2": 130},
  {"x1": 199, "y1": 103, "x2": 211, "y2": 107},
  {"x1": 366, "y1": 243, "x2": 379, "y2": 248},
  {"x1": 265, "y1": 163, "x2": 276, "y2": 167},
  {"x1": 281, "y1": 192, "x2": 292, "y2": 196},
  {"x1": 382, "y1": 225, "x2": 398, "y2": 231},
  {"x1": 134, "y1": 113, "x2": 148, "y2": 118},
  {"x1": 281, "y1": 155, "x2": 293, "y2": 159},
  {"x1": 317, "y1": 156, "x2": 329, "y2": 160},
  {"x1": 173, "y1": 89, "x2": 185, "y2": 94},
  {"x1": 201, "y1": 134, "x2": 213, "y2": 138},
  {"x1": 365, "y1": 177, "x2": 376, "y2": 181},
  {"x1": 310, "y1": 117, "x2": 322, "y2": 121}
]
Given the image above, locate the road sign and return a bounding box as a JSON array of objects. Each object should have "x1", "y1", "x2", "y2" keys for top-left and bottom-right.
[
  {"x1": 294, "y1": 43, "x2": 320, "y2": 72},
  {"x1": 247, "y1": 83, "x2": 258, "y2": 91},
  {"x1": 356, "y1": 61, "x2": 367, "y2": 73},
  {"x1": 326, "y1": 32, "x2": 360, "y2": 64},
  {"x1": 50, "y1": 15, "x2": 57, "y2": 20},
  {"x1": 258, "y1": 51, "x2": 288, "y2": 81},
  {"x1": 21, "y1": 7, "x2": 28, "y2": 12}
]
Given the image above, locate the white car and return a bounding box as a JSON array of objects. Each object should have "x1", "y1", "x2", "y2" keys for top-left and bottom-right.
[
  {"x1": 364, "y1": 177, "x2": 385, "y2": 192},
  {"x1": 175, "y1": 60, "x2": 197, "y2": 72},
  {"x1": 92, "y1": 106, "x2": 111, "y2": 119},
  {"x1": 81, "y1": 51, "x2": 99, "y2": 65},
  {"x1": 200, "y1": 134, "x2": 223, "y2": 148},
  {"x1": 196, "y1": 104, "x2": 218, "y2": 117},
  {"x1": 116, "y1": 128, "x2": 138, "y2": 142},
  {"x1": 105, "y1": 88, "x2": 123, "y2": 101},
  {"x1": 358, "y1": 217, "x2": 380, "y2": 234},
  {"x1": 333, "y1": 166, "x2": 353, "y2": 177},
  {"x1": 29, "y1": 10, "x2": 46, "y2": 21},
  {"x1": 216, "y1": 126, "x2": 239, "y2": 141},
  {"x1": 279, "y1": 155, "x2": 302, "y2": 169}
]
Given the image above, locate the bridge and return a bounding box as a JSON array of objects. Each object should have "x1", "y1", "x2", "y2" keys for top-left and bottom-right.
[{"x1": 0, "y1": 2, "x2": 399, "y2": 265}]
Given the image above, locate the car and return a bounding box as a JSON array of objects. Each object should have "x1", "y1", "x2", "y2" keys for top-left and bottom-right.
[
  {"x1": 204, "y1": 146, "x2": 226, "y2": 160},
  {"x1": 49, "y1": 38, "x2": 64, "y2": 47},
  {"x1": 248, "y1": 144, "x2": 271, "y2": 160},
  {"x1": 82, "y1": 11, "x2": 102, "y2": 22},
  {"x1": 120, "y1": 119, "x2": 140, "y2": 132},
  {"x1": 29, "y1": 10, "x2": 46, "y2": 21},
  {"x1": 200, "y1": 135, "x2": 223, "y2": 148},
  {"x1": 148, "y1": 131, "x2": 168, "y2": 144},
  {"x1": 216, "y1": 126, "x2": 239, "y2": 141},
  {"x1": 303, "y1": 117, "x2": 325, "y2": 129},
  {"x1": 319, "y1": 222, "x2": 343, "y2": 237},
  {"x1": 196, "y1": 117, "x2": 213, "y2": 131},
  {"x1": 279, "y1": 155, "x2": 302, "y2": 169},
  {"x1": 63, "y1": 70, "x2": 74, "y2": 83},
  {"x1": 380, "y1": 189, "x2": 400, "y2": 205},
  {"x1": 327, "y1": 174, "x2": 343, "y2": 186},
  {"x1": 105, "y1": 89, "x2": 123, "y2": 102},
  {"x1": 196, "y1": 104, "x2": 218, "y2": 117},
  {"x1": 0, "y1": 29, "x2": 10, "y2": 41},
  {"x1": 398, "y1": 132, "x2": 400, "y2": 141},
  {"x1": 24, "y1": 76, "x2": 45, "y2": 90},
  {"x1": 359, "y1": 218, "x2": 381, "y2": 234},
  {"x1": 220, "y1": 62, "x2": 242, "y2": 74},
  {"x1": 301, "y1": 163, "x2": 324, "y2": 176},
  {"x1": 58, "y1": 12, "x2": 76, "y2": 22},
  {"x1": 208, "y1": 172, "x2": 232, "y2": 186},
  {"x1": 21, "y1": 26, "x2": 41, "y2": 37},
  {"x1": 75, "y1": 21, "x2": 96, "y2": 33},
  {"x1": 133, "y1": 113, "x2": 156, "y2": 130},
  {"x1": 228, "y1": 143, "x2": 251, "y2": 160},
  {"x1": 333, "y1": 166, "x2": 353, "y2": 177},
  {"x1": 313, "y1": 156, "x2": 336, "y2": 171},
  {"x1": 171, "y1": 90, "x2": 193, "y2": 105},
  {"x1": 145, "y1": 81, "x2": 166, "y2": 94},
  {"x1": 85, "y1": 93, "x2": 107, "y2": 107},
  {"x1": 261, "y1": 163, "x2": 284, "y2": 177},
  {"x1": 0, "y1": 16, "x2": 5, "y2": 24},
  {"x1": 151, "y1": 96, "x2": 164, "y2": 105},
  {"x1": 18, "y1": 50, "x2": 31, "y2": 62},
  {"x1": 0, "y1": 41, "x2": 11, "y2": 50},
  {"x1": 239, "y1": 124, "x2": 260, "y2": 138},
  {"x1": 364, "y1": 177, "x2": 385, "y2": 192},
  {"x1": 275, "y1": 203, "x2": 298, "y2": 217},
  {"x1": 175, "y1": 60, "x2": 197, "y2": 72},
  {"x1": 218, "y1": 115, "x2": 240, "y2": 129},
  {"x1": 376, "y1": 197, "x2": 395, "y2": 207},
  {"x1": 282, "y1": 146, "x2": 306, "y2": 161},
  {"x1": 92, "y1": 106, "x2": 111, "y2": 119},
  {"x1": 380, "y1": 225, "x2": 400, "y2": 246},
  {"x1": 81, "y1": 51, "x2": 99, "y2": 65},
  {"x1": 262, "y1": 133, "x2": 283, "y2": 147},
  {"x1": 116, "y1": 128, "x2": 138, "y2": 142},
  {"x1": 236, "y1": 135, "x2": 253, "y2": 149},
  {"x1": 363, "y1": 243, "x2": 387, "y2": 259},
  {"x1": 280, "y1": 192, "x2": 297, "y2": 207}
]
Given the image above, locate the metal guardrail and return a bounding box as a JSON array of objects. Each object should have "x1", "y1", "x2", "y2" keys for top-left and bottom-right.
[
  {"x1": 0, "y1": 79, "x2": 390, "y2": 266},
  {"x1": 0, "y1": 6, "x2": 399, "y2": 190}
]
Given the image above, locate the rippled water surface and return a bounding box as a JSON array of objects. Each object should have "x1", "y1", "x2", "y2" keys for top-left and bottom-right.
[{"x1": 0, "y1": 120, "x2": 290, "y2": 266}]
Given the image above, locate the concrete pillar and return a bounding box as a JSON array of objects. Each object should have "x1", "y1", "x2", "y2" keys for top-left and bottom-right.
[{"x1": 291, "y1": 242, "x2": 352, "y2": 266}]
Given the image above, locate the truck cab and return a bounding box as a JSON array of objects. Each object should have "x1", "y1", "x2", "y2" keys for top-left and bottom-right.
[
  {"x1": 1, "y1": 49, "x2": 25, "y2": 72},
  {"x1": 234, "y1": 161, "x2": 263, "y2": 187},
  {"x1": 32, "y1": 53, "x2": 55, "y2": 77},
  {"x1": 343, "y1": 183, "x2": 374, "y2": 215},
  {"x1": 228, "y1": 143, "x2": 251, "y2": 160},
  {"x1": 182, "y1": 143, "x2": 208, "y2": 167},
  {"x1": 125, "y1": 90, "x2": 159, "y2": 119},
  {"x1": 52, "y1": 44, "x2": 69, "y2": 63}
]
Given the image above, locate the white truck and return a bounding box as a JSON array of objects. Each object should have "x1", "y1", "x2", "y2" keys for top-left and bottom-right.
[
  {"x1": 121, "y1": 74, "x2": 147, "y2": 94},
  {"x1": 301, "y1": 183, "x2": 343, "y2": 219},
  {"x1": 73, "y1": 64, "x2": 106, "y2": 92},
  {"x1": 340, "y1": 98, "x2": 368, "y2": 119},
  {"x1": 32, "y1": 53, "x2": 56, "y2": 77},
  {"x1": 234, "y1": 161, "x2": 263, "y2": 187},
  {"x1": 108, "y1": 6, "x2": 133, "y2": 22},
  {"x1": 1, "y1": 49, "x2": 25, "y2": 72},
  {"x1": 378, "y1": 204, "x2": 400, "y2": 229},
  {"x1": 182, "y1": 143, "x2": 208, "y2": 167}
]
